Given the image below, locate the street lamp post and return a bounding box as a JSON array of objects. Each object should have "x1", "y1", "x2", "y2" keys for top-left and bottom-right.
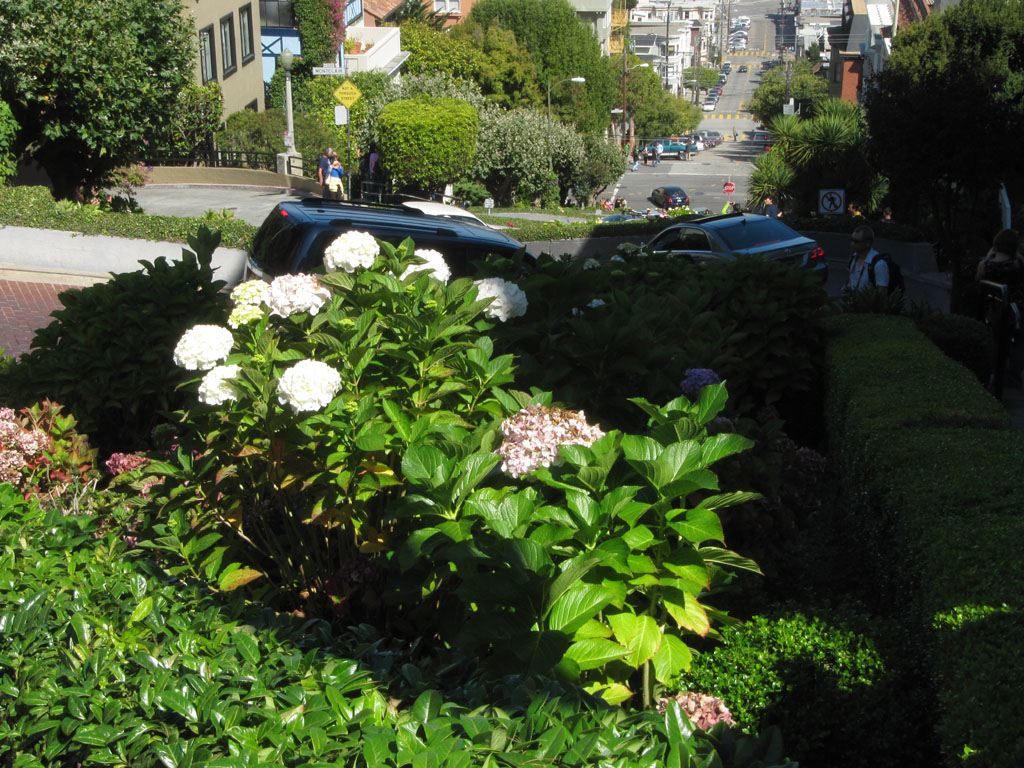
[
  {"x1": 276, "y1": 48, "x2": 302, "y2": 175},
  {"x1": 546, "y1": 76, "x2": 585, "y2": 169}
]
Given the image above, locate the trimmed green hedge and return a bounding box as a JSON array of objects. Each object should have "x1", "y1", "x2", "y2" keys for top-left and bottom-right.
[
  {"x1": 0, "y1": 186, "x2": 254, "y2": 249},
  {"x1": 824, "y1": 314, "x2": 1024, "y2": 768}
]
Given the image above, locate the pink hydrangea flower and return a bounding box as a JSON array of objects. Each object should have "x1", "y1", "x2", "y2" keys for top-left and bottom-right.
[
  {"x1": 105, "y1": 452, "x2": 149, "y2": 476},
  {"x1": 657, "y1": 692, "x2": 736, "y2": 730},
  {"x1": 497, "y1": 405, "x2": 605, "y2": 477}
]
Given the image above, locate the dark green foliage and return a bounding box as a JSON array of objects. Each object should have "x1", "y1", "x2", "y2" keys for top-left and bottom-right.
[
  {"x1": 490, "y1": 252, "x2": 828, "y2": 431},
  {"x1": 4, "y1": 226, "x2": 230, "y2": 453},
  {"x1": 0, "y1": 484, "x2": 798, "y2": 767},
  {"x1": 681, "y1": 608, "x2": 931, "y2": 768},
  {"x1": 377, "y1": 97, "x2": 479, "y2": 193},
  {"x1": 825, "y1": 313, "x2": 1024, "y2": 767},
  {"x1": 912, "y1": 310, "x2": 993, "y2": 382},
  {"x1": 0, "y1": 186, "x2": 254, "y2": 249},
  {"x1": 293, "y1": 0, "x2": 341, "y2": 67}
]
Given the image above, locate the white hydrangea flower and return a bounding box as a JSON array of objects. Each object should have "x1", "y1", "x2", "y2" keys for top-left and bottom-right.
[
  {"x1": 198, "y1": 364, "x2": 242, "y2": 405},
  {"x1": 587, "y1": 298, "x2": 606, "y2": 308},
  {"x1": 323, "y1": 231, "x2": 380, "y2": 273},
  {"x1": 409, "y1": 248, "x2": 451, "y2": 283},
  {"x1": 230, "y1": 279, "x2": 270, "y2": 307},
  {"x1": 583, "y1": 258, "x2": 600, "y2": 270},
  {"x1": 267, "y1": 274, "x2": 331, "y2": 318},
  {"x1": 173, "y1": 324, "x2": 235, "y2": 371},
  {"x1": 277, "y1": 360, "x2": 342, "y2": 414},
  {"x1": 474, "y1": 277, "x2": 528, "y2": 322}
]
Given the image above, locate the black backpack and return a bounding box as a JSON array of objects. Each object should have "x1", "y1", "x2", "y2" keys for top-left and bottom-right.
[{"x1": 849, "y1": 252, "x2": 905, "y2": 295}]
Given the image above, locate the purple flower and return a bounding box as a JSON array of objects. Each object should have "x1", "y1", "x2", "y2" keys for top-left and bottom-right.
[
  {"x1": 105, "y1": 452, "x2": 149, "y2": 476},
  {"x1": 497, "y1": 405, "x2": 604, "y2": 477},
  {"x1": 680, "y1": 368, "x2": 721, "y2": 400}
]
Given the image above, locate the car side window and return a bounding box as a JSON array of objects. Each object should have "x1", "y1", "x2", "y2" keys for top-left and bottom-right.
[{"x1": 675, "y1": 228, "x2": 712, "y2": 252}]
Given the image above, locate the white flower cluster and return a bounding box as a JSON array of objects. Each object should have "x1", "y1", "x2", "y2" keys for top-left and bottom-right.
[
  {"x1": 228, "y1": 280, "x2": 270, "y2": 328},
  {"x1": 198, "y1": 364, "x2": 243, "y2": 405},
  {"x1": 409, "y1": 248, "x2": 451, "y2": 283},
  {"x1": 173, "y1": 324, "x2": 234, "y2": 371},
  {"x1": 474, "y1": 277, "x2": 528, "y2": 322},
  {"x1": 324, "y1": 231, "x2": 380, "y2": 273},
  {"x1": 268, "y1": 274, "x2": 331, "y2": 318},
  {"x1": 497, "y1": 405, "x2": 605, "y2": 477},
  {"x1": 277, "y1": 360, "x2": 342, "y2": 414}
]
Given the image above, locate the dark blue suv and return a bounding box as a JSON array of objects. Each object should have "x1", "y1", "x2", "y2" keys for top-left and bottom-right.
[{"x1": 246, "y1": 198, "x2": 529, "y2": 279}]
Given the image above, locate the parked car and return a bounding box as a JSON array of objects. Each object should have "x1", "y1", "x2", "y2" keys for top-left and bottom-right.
[
  {"x1": 702, "y1": 101, "x2": 717, "y2": 112},
  {"x1": 643, "y1": 137, "x2": 692, "y2": 158},
  {"x1": 650, "y1": 186, "x2": 691, "y2": 209},
  {"x1": 738, "y1": 64, "x2": 748, "y2": 73},
  {"x1": 400, "y1": 200, "x2": 490, "y2": 228},
  {"x1": 641, "y1": 212, "x2": 828, "y2": 279},
  {"x1": 245, "y1": 198, "x2": 529, "y2": 280},
  {"x1": 699, "y1": 130, "x2": 723, "y2": 146}
]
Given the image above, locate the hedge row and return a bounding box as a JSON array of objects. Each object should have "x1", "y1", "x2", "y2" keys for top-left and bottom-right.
[
  {"x1": 0, "y1": 186, "x2": 254, "y2": 250},
  {"x1": 824, "y1": 314, "x2": 1024, "y2": 767}
]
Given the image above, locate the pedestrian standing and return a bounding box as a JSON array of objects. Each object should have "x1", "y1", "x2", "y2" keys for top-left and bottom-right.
[
  {"x1": 654, "y1": 141, "x2": 663, "y2": 166},
  {"x1": 326, "y1": 155, "x2": 345, "y2": 200},
  {"x1": 632, "y1": 146, "x2": 640, "y2": 172},
  {"x1": 318, "y1": 147, "x2": 334, "y2": 198},
  {"x1": 845, "y1": 225, "x2": 889, "y2": 293},
  {"x1": 763, "y1": 195, "x2": 781, "y2": 219}
]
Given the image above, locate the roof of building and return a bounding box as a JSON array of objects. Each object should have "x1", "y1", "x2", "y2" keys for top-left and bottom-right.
[{"x1": 363, "y1": 0, "x2": 403, "y2": 21}]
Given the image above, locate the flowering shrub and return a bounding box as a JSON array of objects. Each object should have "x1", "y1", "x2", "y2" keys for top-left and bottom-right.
[
  {"x1": 267, "y1": 273, "x2": 331, "y2": 317},
  {"x1": 172, "y1": 324, "x2": 234, "y2": 370},
  {"x1": 152, "y1": 234, "x2": 759, "y2": 710},
  {"x1": 410, "y1": 248, "x2": 451, "y2": 283},
  {"x1": 0, "y1": 401, "x2": 98, "y2": 497},
  {"x1": 680, "y1": 368, "x2": 722, "y2": 400}
]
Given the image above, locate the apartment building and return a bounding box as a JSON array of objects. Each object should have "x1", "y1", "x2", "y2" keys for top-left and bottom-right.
[{"x1": 187, "y1": 0, "x2": 266, "y2": 115}]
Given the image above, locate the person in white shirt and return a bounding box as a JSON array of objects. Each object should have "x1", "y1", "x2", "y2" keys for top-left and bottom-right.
[{"x1": 846, "y1": 224, "x2": 889, "y2": 292}]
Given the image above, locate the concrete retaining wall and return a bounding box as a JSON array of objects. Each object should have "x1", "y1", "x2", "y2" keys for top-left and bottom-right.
[{"x1": 148, "y1": 166, "x2": 320, "y2": 194}]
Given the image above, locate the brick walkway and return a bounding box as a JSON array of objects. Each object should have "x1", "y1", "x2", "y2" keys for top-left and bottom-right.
[{"x1": 0, "y1": 280, "x2": 79, "y2": 359}]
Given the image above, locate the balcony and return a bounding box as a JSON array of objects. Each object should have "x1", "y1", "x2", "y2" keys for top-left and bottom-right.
[{"x1": 342, "y1": 27, "x2": 409, "y2": 76}]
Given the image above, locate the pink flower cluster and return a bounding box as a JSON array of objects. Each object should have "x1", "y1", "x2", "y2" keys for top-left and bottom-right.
[
  {"x1": 657, "y1": 691, "x2": 736, "y2": 731},
  {"x1": 497, "y1": 405, "x2": 605, "y2": 477},
  {"x1": 105, "y1": 452, "x2": 149, "y2": 477},
  {"x1": 0, "y1": 407, "x2": 52, "y2": 486}
]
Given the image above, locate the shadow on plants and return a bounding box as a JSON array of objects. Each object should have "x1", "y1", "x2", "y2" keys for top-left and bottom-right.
[{"x1": 3, "y1": 225, "x2": 230, "y2": 456}]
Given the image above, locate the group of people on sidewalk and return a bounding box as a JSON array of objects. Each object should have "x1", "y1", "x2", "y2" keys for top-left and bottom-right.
[{"x1": 317, "y1": 148, "x2": 346, "y2": 200}]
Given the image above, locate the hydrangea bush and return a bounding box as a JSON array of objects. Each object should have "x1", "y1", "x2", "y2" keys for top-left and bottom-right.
[{"x1": 151, "y1": 233, "x2": 760, "y2": 709}]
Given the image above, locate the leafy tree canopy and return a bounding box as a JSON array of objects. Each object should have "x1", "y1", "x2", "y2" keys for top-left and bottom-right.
[
  {"x1": 467, "y1": 0, "x2": 616, "y2": 133},
  {"x1": 385, "y1": 0, "x2": 447, "y2": 29},
  {"x1": 746, "y1": 60, "x2": 828, "y2": 125},
  {"x1": 294, "y1": 0, "x2": 343, "y2": 66},
  {"x1": 0, "y1": 0, "x2": 194, "y2": 199},
  {"x1": 451, "y1": 21, "x2": 542, "y2": 108},
  {"x1": 864, "y1": 0, "x2": 1024, "y2": 304},
  {"x1": 400, "y1": 21, "x2": 484, "y2": 81},
  {"x1": 166, "y1": 83, "x2": 224, "y2": 156}
]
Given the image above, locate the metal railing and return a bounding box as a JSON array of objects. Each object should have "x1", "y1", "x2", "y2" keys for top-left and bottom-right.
[{"x1": 146, "y1": 149, "x2": 317, "y2": 179}]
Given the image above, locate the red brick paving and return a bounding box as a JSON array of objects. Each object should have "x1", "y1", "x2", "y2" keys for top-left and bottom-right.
[{"x1": 0, "y1": 280, "x2": 80, "y2": 359}]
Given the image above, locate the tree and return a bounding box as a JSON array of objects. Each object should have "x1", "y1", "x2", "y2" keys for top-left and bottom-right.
[
  {"x1": 467, "y1": 0, "x2": 617, "y2": 134},
  {"x1": 864, "y1": 0, "x2": 1024, "y2": 309},
  {"x1": 385, "y1": 0, "x2": 447, "y2": 29},
  {"x1": 166, "y1": 83, "x2": 224, "y2": 155},
  {"x1": 293, "y1": 0, "x2": 343, "y2": 66},
  {"x1": 216, "y1": 109, "x2": 341, "y2": 169},
  {"x1": 377, "y1": 96, "x2": 479, "y2": 193},
  {"x1": 746, "y1": 60, "x2": 828, "y2": 125},
  {"x1": 629, "y1": 65, "x2": 701, "y2": 140},
  {"x1": 400, "y1": 21, "x2": 484, "y2": 80},
  {"x1": 748, "y1": 100, "x2": 885, "y2": 214},
  {"x1": 451, "y1": 21, "x2": 543, "y2": 108},
  {"x1": 0, "y1": 0, "x2": 194, "y2": 199},
  {"x1": 0, "y1": 99, "x2": 17, "y2": 183}
]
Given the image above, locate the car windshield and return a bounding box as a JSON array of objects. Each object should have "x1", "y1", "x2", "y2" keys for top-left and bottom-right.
[{"x1": 712, "y1": 218, "x2": 797, "y2": 250}]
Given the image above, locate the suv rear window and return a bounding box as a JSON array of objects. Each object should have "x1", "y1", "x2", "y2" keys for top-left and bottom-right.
[
  {"x1": 713, "y1": 218, "x2": 791, "y2": 250},
  {"x1": 250, "y1": 212, "x2": 304, "y2": 275}
]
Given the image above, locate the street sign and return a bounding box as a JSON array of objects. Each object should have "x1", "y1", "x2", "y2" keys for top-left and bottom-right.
[
  {"x1": 333, "y1": 80, "x2": 362, "y2": 107},
  {"x1": 723, "y1": 181, "x2": 736, "y2": 194},
  {"x1": 484, "y1": 198, "x2": 494, "y2": 210},
  {"x1": 335, "y1": 105, "x2": 348, "y2": 126},
  {"x1": 818, "y1": 188, "x2": 845, "y2": 215},
  {"x1": 313, "y1": 66, "x2": 346, "y2": 76}
]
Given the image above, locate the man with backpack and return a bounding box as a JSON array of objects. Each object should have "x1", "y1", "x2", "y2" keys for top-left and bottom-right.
[{"x1": 845, "y1": 224, "x2": 904, "y2": 294}]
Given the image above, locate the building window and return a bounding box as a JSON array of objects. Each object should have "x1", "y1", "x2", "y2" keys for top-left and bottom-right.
[
  {"x1": 239, "y1": 4, "x2": 255, "y2": 63},
  {"x1": 260, "y1": 0, "x2": 295, "y2": 27},
  {"x1": 433, "y1": 0, "x2": 460, "y2": 13},
  {"x1": 199, "y1": 25, "x2": 217, "y2": 83},
  {"x1": 220, "y1": 15, "x2": 237, "y2": 77},
  {"x1": 245, "y1": 98, "x2": 259, "y2": 111}
]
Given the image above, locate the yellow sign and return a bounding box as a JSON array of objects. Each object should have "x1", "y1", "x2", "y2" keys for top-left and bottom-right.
[{"x1": 333, "y1": 80, "x2": 362, "y2": 107}]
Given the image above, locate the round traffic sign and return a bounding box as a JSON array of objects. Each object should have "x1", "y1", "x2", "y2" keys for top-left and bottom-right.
[{"x1": 723, "y1": 181, "x2": 736, "y2": 194}]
